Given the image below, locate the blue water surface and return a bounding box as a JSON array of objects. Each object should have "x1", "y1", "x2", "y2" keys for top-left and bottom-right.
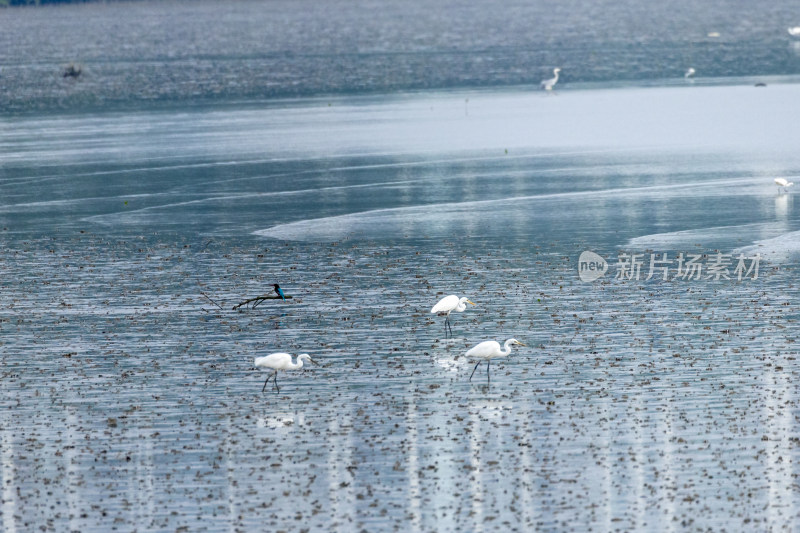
[{"x1": 3, "y1": 1, "x2": 800, "y2": 531}]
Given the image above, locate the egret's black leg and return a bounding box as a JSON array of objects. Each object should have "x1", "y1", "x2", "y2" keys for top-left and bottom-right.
[
  {"x1": 469, "y1": 361, "x2": 482, "y2": 381},
  {"x1": 487, "y1": 360, "x2": 490, "y2": 382},
  {"x1": 444, "y1": 317, "x2": 451, "y2": 339},
  {"x1": 262, "y1": 372, "x2": 274, "y2": 392},
  {"x1": 447, "y1": 319, "x2": 453, "y2": 338},
  {"x1": 273, "y1": 372, "x2": 280, "y2": 393}
]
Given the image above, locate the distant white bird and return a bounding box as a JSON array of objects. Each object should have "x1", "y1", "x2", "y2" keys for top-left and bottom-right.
[
  {"x1": 540, "y1": 67, "x2": 561, "y2": 91},
  {"x1": 254, "y1": 353, "x2": 315, "y2": 392},
  {"x1": 685, "y1": 67, "x2": 696, "y2": 78},
  {"x1": 465, "y1": 338, "x2": 525, "y2": 381},
  {"x1": 775, "y1": 177, "x2": 794, "y2": 193},
  {"x1": 431, "y1": 295, "x2": 475, "y2": 338},
  {"x1": 788, "y1": 27, "x2": 800, "y2": 37}
]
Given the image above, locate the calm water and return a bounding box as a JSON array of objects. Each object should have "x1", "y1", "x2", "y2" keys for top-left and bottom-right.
[
  {"x1": 3, "y1": 0, "x2": 800, "y2": 111},
  {"x1": 3, "y1": 1, "x2": 800, "y2": 532}
]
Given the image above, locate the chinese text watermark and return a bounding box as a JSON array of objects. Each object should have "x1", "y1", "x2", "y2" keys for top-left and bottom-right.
[{"x1": 579, "y1": 251, "x2": 761, "y2": 282}]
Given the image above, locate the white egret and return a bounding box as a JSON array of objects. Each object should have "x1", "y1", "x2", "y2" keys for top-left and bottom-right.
[
  {"x1": 254, "y1": 353, "x2": 315, "y2": 393},
  {"x1": 788, "y1": 27, "x2": 800, "y2": 37},
  {"x1": 465, "y1": 338, "x2": 526, "y2": 381},
  {"x1": 685, "y1": 67, "x2": 696, "y2": 78},
  {"x1": 431, "y1": 295, "x2": 475, "y2": 338},
  {"x1": 775, "y1": 177, "x2": 794, "y2": 193},
  {"x1": 540, "y1": 67, "x2": 561, "y2": 91}
]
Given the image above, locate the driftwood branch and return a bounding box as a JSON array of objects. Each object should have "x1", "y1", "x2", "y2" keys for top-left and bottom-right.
[
  {"x1": 232, "y1": 294, "x2": 292, "y2": 310},
  {"x1": 200, "y1": 292, "x2": 224, "y2": 310}
]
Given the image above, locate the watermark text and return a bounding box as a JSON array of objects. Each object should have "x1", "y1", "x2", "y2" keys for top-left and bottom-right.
[{"x1": 579, "y1": 251, "x2": 761, "y2": 282}]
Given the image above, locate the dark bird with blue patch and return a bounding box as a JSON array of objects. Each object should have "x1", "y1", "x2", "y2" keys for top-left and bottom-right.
[{"x1": 273, "y1": 283, "x2": 286, "y2": 302}]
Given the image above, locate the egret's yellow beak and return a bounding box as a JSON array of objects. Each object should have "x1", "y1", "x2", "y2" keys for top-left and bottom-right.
[
  {"x1": 467, "y1": 300, "x2": 476, "y2": 306},
  {"x1": 516, "y1": 341, "x2": 526, "y2": 346},
  {"x1": 307, "y1": 357, "x2": 318, "y2": 366}
]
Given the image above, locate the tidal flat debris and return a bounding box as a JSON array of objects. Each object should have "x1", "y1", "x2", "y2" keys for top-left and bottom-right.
[{"x1": 62, "y1": 63, "x2": 82, "y2": 78}]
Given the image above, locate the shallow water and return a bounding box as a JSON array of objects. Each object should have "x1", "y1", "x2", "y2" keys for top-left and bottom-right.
[
  {"x1": 5, "y1": 0, "x2": 800, "y2": 529},
  {"x1": 3, "y1": 80, "x2": 800, "y2": 531},
  {"x1": 4, "y1": 0, "x2": 800, "y2": 112}
]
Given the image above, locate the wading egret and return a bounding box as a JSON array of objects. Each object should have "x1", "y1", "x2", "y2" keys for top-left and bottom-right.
[
  {"x1": 788, "y1": 27, "x2": 800, "y2": 37},
  {"x1": 465, "y1": 338, "x2": 525, "y2": 381},
  {"x1": 254, "y1": 353, "x2": 315, "y2": 392},
  {"x1": 775, "y1": 178, "x2": 794, "y2": 193},
  {"x1": 273, "y1": 283, "x2": 286, "y2": 301},
  {"x1": 685, "y1": 67, "x2": 696, "y2": 78},
  {"x1": 540, "y1": 68, "x2": 561, "y2": 91},
  {"x1": 431, "y1": 295, "x2": 475, "y2": 338}
]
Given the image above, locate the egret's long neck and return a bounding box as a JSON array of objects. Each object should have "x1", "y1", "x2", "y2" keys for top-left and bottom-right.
[
  {"x1": 553, "y1": 70, "x2": 559, "y2": 82},
  {"x1": 501, "y1": 340, "x2": 515, "y2": 356},
  {"x1": 291, "y1": 357, "x2": 304, "y2": 370}
]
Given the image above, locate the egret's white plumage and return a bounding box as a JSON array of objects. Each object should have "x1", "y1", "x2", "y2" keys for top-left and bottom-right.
[
  {"x1": 775, "y1": 177, "x2": 794, "y2": 193},
  {"x1": 431, "y1": 295, "x2": 474, "y2": 315},
  {"x1": 465, "y1": 338, "x2": 525, "y2": 381},
  {"x1": 540, "y1": 67, "x2": 561, "y2": 91},
  {"x1": 788, "y1": 27, "x2": 800, "y2": 37},
  {"x1": 254, "y1": 352, "x2": 315, "y2": 392},
  {"x1": 685, "y1": 67, "x2": 696, "y2": 78},
  {"x1": 431, "y1": 295, "x2": 475, "y2": 338}
]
